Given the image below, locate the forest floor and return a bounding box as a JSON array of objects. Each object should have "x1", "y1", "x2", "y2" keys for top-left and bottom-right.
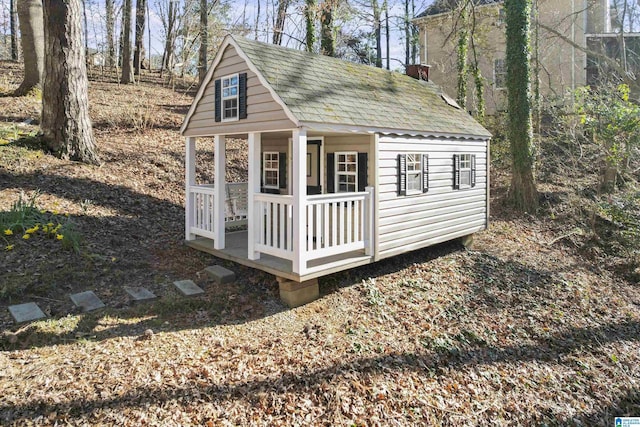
[{"x1": 0, "y1": 61, "x2": 639, "y2": 426}]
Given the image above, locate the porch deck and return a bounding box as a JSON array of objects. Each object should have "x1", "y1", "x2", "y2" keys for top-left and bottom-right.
[{"x1": 186, "y1": 231, "x2": 373, "y2": 282}]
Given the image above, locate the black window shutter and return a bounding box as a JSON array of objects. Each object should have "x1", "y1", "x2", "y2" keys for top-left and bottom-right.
[
  {"x1": 397, "y1": 154, "x2": 407, "y2": 196},
  {"x1": 422, "y1": 154, "x2": 429, "y2": 193},
  {"x1": 471, "y1": 154, "x2": 477, "y2": 187},
  {"x1": 214, "y1": 79, "x2": 222, "y2": 122},
  {"x1": 238, "y1": 73, "x2": 248, "y2": 119},
  {"x1": 357, "y1": 153, "x2": 368, "y2": 192},
  {"x1": 326, "y1": 153, "x2": 335, "y2": 193},
  {"x1": 279, "y1": 152, "x2": 287, "y2": 189},
  {"x1": 453, "y1": 154, "x2": 460, "y2": 189}
]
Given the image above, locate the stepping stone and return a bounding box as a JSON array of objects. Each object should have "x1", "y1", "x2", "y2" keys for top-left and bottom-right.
[
  {"x1": 8, "y1": 302, "x2": 46, "y2": 324},
  {"x1": 124, "y1": 286, "x2": 157, "y2": 303},
  {"x1": 70, "y1": 291, "x2": 105, "y2": 312},
  {"x1": 173, "y1": 280, "x2": 204, "y2": 296},
  {"x1": 204, "y1": 265, "x2": 236, "y2": 284}
]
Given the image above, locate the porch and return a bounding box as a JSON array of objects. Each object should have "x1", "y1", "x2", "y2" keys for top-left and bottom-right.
[{"x1": 184, "y1": 130, "x2": 376, "y2": 283}]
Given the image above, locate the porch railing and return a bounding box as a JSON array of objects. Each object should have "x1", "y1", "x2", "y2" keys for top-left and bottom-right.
[
  {"x1": 254, "y1": 193, "x2": 294, "y2": 259},
  {"x1": 305, "y1": 190, "x2": 373, "y2": 261},
  {"x1": 253, "y1": 188, "x2": 374, "y2": 264},
  {"x1": 188, "y1": 183, "x2": 249, "y2": 240}
]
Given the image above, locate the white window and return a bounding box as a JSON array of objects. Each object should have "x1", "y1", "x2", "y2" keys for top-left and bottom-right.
[
  {"x1": 336, "y1": 152, "x2": 357, "y2": 192},
  {"x1": 221, "y1": 74, "x2": 239, "y2": 121},
  {"x1": 263, "y1": 152, "x2": 279, "y2": 188},
  {"x1": 459, "y1": 153, "x2": 472, "y2": 187},
  {"x1": 406, "y1": 153, "x2": 422, "y2": 193},
  {"x1": 494, "y1": 59, "x2": 506, "y2": 89}
]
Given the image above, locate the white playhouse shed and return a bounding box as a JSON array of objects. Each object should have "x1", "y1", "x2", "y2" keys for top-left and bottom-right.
[{"x1": 181, "y1": 35, "x2": 491, "y2": 306}]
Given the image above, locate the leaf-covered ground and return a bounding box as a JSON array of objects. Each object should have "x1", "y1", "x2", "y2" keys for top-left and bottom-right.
[{"x1": 1, "y1": 61, "x2": 639, "y2": 426}]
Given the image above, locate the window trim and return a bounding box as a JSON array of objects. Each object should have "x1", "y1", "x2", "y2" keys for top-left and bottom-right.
[
  {"x1": 221, "y1": 73, "x2": 240, "y2": 122},
  {"x1": 335, "y1": 151, "x2": 358, "y2": 193},
  {"x1": 262, "y1": 151, "x2": 279, "y2": 189},
  {"x1": 493, "y1": 58, "x2": 506, "y2": 89},
  {"x1": 459, "y1": 153, "x2": 472, "y2": 188},
  {"x1": 405, "y1": 153, "x2": 423, "y2": 195}
]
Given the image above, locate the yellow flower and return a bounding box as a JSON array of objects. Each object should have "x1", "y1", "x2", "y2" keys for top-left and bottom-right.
[
  {"x1": 47, "y1": 222, "x2": 54, "y2": 228},
  {"x1": 22, "y1": 234, "x2": 30, "y2": 240},
  {"x1": 56, "y1": 234, "x2": 64, "y2": 240},
  {"x1": 42, "y1": 226, "x2": 49, "y2": 233},
  {"x1": 4, "y1": 229, "x2": 13, "y2": 236},
  {"x1": 39, "y1": 209, "x2": 46, "y2": 214},
  {"x1": 52, "y1": 210, "x2": 59, "y2": 215},
  {"x1": 5, "y1": 244, "x2": 14, "y2": 251}
]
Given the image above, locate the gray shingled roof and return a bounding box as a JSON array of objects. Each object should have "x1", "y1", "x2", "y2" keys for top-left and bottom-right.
[{"x1": 233, "y1": 36, "x2": 491, "y2": 139}]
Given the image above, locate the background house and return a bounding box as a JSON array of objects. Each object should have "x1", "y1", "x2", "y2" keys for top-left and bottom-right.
[{"x1": 413, "y1": 0, "x2": 640, "y2": 115}]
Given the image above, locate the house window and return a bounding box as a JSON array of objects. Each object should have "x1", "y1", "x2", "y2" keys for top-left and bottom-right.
[
  {"x1": 494, "y1": 58, "x2": 506, "y2": 89},
  {"x1": 263, "y1": 152, "x2": 279, "y2": 188},
  {"x1": 406, "y1": 153, "x2": 422, "y2": 193},
  {"x1": 459, "y1": 154, "x2": 472, "y2": 187},
  {"x1": 454, "y1": 153, "x2": 476, "y2": 189},
  {"x1": 497, "y1": 8, "x2": 505, "y2": 25},
  {"x1": 336, "y1": 152, "x2": 357, "y2": 192},
  {"x1": 398, "y1": 153, "x2": 429, "y2": 196},
  {"x1": 222, "y1": 74, "x2": 239, "y2": 121}
]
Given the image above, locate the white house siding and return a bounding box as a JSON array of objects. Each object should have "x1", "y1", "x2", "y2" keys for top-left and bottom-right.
[
  {"x1": 183, "y1": 44, "x2": 295, "y2": 137},
  {"x1": 376, "y1": 135, "x2": 488, "y2": 260}
]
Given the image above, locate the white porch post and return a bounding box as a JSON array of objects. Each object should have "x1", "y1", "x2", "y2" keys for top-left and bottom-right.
[
  {"x1": 185, "y1": 137, "x2": 196, "y2": 241},
  {"x1": 247, "y1": 132, "x2": 261, "y2": 260},
  {"x1": 213, "y1": 135, "x2": 226, "y2": 250},
  {"x1": 365, "y1": 186, "x2": 375, "y2": 256},
  {"x1": 292, "y1": 128, "x2": 307, "y2": 275}
]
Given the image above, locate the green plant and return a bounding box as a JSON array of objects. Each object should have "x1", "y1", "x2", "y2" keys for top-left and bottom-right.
[
  {"x1": 1, "y1": 191, "x2": 83, "y2": 253},
  {"x1": 574, "y1": 84, "x2": 640, "y2": 191}
]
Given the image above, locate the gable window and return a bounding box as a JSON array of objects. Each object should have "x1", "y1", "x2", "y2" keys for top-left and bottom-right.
[
  {"x1": 453, "y1": 153, "x2": 476, "y2": 189},
  {"x1": 336, "y1": 152, "x2": 357, "y2": 192},
  {"x1": 398, "y1": 153, "x2": 429, "y2": 196},
  {"x1": 222, "y1": 74, "x2": 239, "y2": 121},
  {"x1": 494, "y1": 59, "x2": 506, "y2": 89},
  {"x1": 214, "y1": 73, "x2": 247, "y2": 123},
  {"x1": 263, "y1": 152, "x2": 279, "y2": 189}
]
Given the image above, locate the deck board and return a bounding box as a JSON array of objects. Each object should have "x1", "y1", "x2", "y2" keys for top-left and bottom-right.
[{"x1": 185, "y1": 231, "x2": 373, "y2": 282}]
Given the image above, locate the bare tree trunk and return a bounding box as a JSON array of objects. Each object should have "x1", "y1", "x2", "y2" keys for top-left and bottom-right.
[
  {"x1": 133, "y1": 0, "x2": 146, "y2": 75},
  {"x1": 198, "y1": 0, "x2": 207, "y2": 83},
  {"x1": 42, "y1": 0, "x2": 99, "y2": 165},
  {"x1": 10, "y1": 0, "x2": 19, "y2": 61},
  {"x1": 410, "y1": 0, "x2": 417, "y2": 63},
  {"x1": 161, "y1": 1, "x2": 177, "y2": 74},
  {"x1": 404, "y1": 0, "x2": 409, "y2": 66},
  {"x1": 14, "y1": 0, "x2": 44, "y2": 96},
  {"x1": 82, "y1": 0, "x2": 88, "y2": 57},
  {"x1": 254, "y1": 0, "x2": 260, "y2": 40},
  {"x1": 273, "y1": 0, "x2": 289, "y2": 45},
  {"x1": 121, "y1": 0, "x2": 134, "y2": 83},
  {"x1": 305, "y1": 0, "x2": 316, "y2": 52},
  {"x1": 105, "y1": 0, "x2": 115, "y2": 67},
  {"x1": 320, "y1": 0, "x2": 335, "y2": 56},
  {"x1": 384, "y1": 0, "x2": 389, "y2": 69},
  {"x1": 373, "y1": 0, "x2": 382, "y2": 67}
]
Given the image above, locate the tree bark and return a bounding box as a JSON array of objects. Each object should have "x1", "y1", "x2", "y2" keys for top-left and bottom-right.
[
  {"x1": 404, "y1": 0, "x2": 410, "y2": 66},
  {"x1": 384, "y1": 0, "x2": 389, "y2": 69},
  {"x1": 373, "y1": 0, "x2": 382, "y2": 67},
  {"x1": 14, "y1": 0, "x2": 44, "y2": 96},
  {"x1": 320, "y1": 0, "x2": 335, "y2": 56},
  {"x1": 121, "y1": 0, "x2": 134, "y2": 83},
  {"x1": 161, "y1": 1, "x2": 177, "y2": 73},
  {"x1": 10, "y1": 0, "x2": 19, "y2": 61},
  {"x1": 105, "y1": 0, "x2": 115, "y2": 67},
  {"x1": 134, "y1": 0, "x2": 147, "y2": 75},
  {"x1": 305, "y1": 0, "x2": 316, "y2": 52},
  {"x1": 198, "y1": 0, "x2": 207, "y2": 83},
  {"x1": 42, "y1": 0, "x2": 99, "y2": 165},
  {"x1": 505, "y1": 0, "x2": 538, "y2": 211},
  {"x1": 273, "y1": 0, "x2": 289, "y2": 45}
]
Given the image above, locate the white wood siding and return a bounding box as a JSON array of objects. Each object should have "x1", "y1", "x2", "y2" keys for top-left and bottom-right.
[
  {"x1": 183, "y1": 45, "x2": 295, "y2": 137},
  {"x1": 377, "y1": 135, "x2": 488, "y2": 260}
]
